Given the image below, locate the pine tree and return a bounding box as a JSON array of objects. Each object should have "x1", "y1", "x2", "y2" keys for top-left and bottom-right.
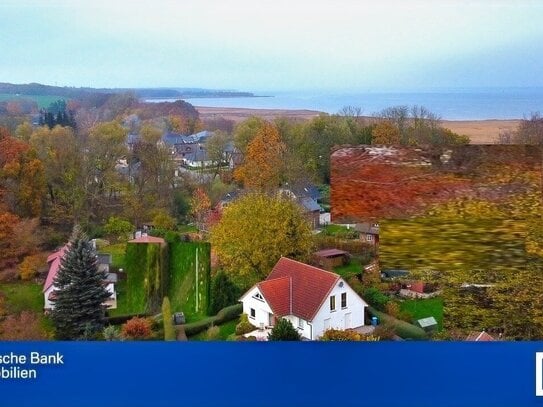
[
  {"x1": 267, "y1": 318, "x2": 301, "y2": 341},
  {"x1": 51, "y1": 226, "x2": 111, "y2": 340}
]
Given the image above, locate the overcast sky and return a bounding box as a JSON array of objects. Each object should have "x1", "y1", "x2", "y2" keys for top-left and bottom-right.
[{"x1": 1, "y1": 0, "x2": 542, "y2": 91}]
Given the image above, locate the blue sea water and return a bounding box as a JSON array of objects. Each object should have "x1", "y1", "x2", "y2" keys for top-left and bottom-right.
[{"x1": 147, "y1": 87, "x2": 543, "y2": 120}]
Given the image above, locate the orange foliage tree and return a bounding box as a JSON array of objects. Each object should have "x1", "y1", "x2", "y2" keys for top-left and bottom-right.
[{"x1": 234, "y1": 122, "x2": 286, "y2": 191}]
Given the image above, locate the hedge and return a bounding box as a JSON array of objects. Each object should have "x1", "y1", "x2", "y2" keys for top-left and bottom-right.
[
  {"x1": 167, "y1": 239, "x2": 211, "y2": 321},
  {"x1": 181, "y1": 303, "x2": 242, "y2": 337},
  {"x1": 125, "y1": 242, "x2": 166, "y2": 314},
  {"x1": 369, "y1": 307, "x2": 428, "y2": 340},
  {"x1": 106, "y1": 313, "x2": 151, "y2": 325}
]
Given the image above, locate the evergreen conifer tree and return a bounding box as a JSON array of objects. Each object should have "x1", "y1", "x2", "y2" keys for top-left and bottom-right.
[
  {"x1": 267, "y1": 318, "x2": 301, "y2": 341},
  {"x1": 51, "y1": 226, "x2": 111, "y2": 340}
]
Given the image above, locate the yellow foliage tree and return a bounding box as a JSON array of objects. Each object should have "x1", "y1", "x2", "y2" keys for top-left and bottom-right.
[
  {"x1": 371, "y1": 121, "x2": 401, "y2": 145},
  {"x1": 18, "y1": 253, "x2": 46, "y2": 281},
  {"x1": 210, "y1": 193, "x2": 313, "y2": 287}
]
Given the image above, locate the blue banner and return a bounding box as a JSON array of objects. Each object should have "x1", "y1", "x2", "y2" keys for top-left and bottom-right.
[{"x1": 1, "y1": 341, "x2": 543, "y2": 407}]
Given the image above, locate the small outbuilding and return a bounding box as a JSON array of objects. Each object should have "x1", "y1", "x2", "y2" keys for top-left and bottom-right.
[
  {"x1": 417, "y1": 316, "x2": 438, "y2": 333},
  {"x1": 313, "y1": 249, "x2": 350, "y2": 271}
]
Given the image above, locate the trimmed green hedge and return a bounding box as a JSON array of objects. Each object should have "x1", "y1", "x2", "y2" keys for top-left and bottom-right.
[
  {"x1": 182, "y1": 304, "x2": 242, "y2": 337},
  {"x1": 369, "y1": 307, "x2": 428, "y2": 340},
  {"x1": 167, "y1": 239, "x2": 211, "y2": 321},
  {"x1": 125, "y1": 242, "x2": 167, "y2": 314}
]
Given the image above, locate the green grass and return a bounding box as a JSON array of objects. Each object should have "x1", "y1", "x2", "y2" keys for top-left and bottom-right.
[
  {"x1": 107, "y1": 279, "x2": 130, "y2": 317},
  {"x1": 0, "y1": 282, "x2": 44, "y2": 313},
  {"x1": 333, "y1": 259, "x2": 363, "y2": 278},
  {"x1": 100, "y1": 243, "x2": 127, "y2": 270},
  {"x1": 323, "y1": 224, "x2": 351, "y2": 235},
  {"x1": 400, "y1": 297, "x2": 444, "y2": 331},
  {"x1": 0, "y1": 94, "x2": 66, "y2": 109}
]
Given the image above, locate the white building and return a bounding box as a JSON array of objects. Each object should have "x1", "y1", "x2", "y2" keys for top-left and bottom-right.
[
  {"x1": 43, "y1": 246, "x2": 116, "y2": 312},
  {"x1": 239, "y1": 257, "x2": 368, "y2": 340}
]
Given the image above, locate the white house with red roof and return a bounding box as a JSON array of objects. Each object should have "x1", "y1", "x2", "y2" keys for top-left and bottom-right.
[
  {"x1": 239, "y1": 257, "x2": 368, "y2": 340},
  {"x1": 43, "y1": 245, "x2": 116, "y2": 312}
]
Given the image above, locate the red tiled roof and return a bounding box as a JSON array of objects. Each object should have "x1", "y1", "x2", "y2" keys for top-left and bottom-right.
[
  {"x1": 43, "y1": 246, "x2": 69, "y2": 293},
  {"x1": 258, "y1": 277, "x2": 291, "y2": 317},
  {"x1": 128, "y1": 235, "x2": 165, "y2": 244},
  {"x1": 314, "y1": 248, "x2": 349, "y2": 258},
  {"x1": 466, "y1": 331, "x2": 495, "y2": 341},
  {"x1": 263, "y1": 257, "x2": 339, "y2": 321}
]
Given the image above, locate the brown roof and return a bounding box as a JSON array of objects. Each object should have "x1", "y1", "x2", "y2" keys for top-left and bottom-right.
[
  {"x1": 262, "y1": 257, "x2": 340, "y2": 321},
  {"x1": 466, "y1": 331, "x2": 495, "y2": 341},
  {"x1": 314, "y1": 249, "x2": 349, "y2": 258},
  {"x1": 128, "y1": 235, "x2": 165, "y2": 244}
]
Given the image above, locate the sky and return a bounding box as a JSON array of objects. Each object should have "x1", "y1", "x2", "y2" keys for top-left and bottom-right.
[{"x1": 0, "y1": 0, "x2": 542, "y2": 92}]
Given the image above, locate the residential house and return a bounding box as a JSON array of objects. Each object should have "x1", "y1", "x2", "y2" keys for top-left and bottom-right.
[
  {"x1": 313, "y1": 249, "x2": 350, "y2": 271},
  {"x1": 43, "y1": 246, "x2": 116, "y2": 312},
  {"x1": 279, "y1": 183, "x2": 323, "y2": 229},
  {"x1": 239, "y1": 257, "x2": 368, "y2": 340},
  {"x1": 355, "y1": 222, "x2": 380, "y2": 246}
]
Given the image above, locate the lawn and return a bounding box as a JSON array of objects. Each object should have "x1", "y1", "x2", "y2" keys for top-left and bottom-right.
[
  {"x1": 400, "y1": 297, "x2": 443, "y2": 331},
  {"x1": 333, "y1": 258, "x2": 363, "y2": 278},
  {"x1": 0, "y1": 93, "x2": 66, "y2": 109},
  {"x1": 177, "y1": 224, "x2": 199, "y2": 233},
  {"x1": 100, "y1": 243, "x2": 127, "y2": 270},
  {"x1": 0, "y1": 282, "x2": 44, "y2": 313}
]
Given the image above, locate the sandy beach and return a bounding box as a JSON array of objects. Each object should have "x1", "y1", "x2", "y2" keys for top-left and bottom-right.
[{"x1": 196, "y1": 106, "x2": 520, "y2": 144}]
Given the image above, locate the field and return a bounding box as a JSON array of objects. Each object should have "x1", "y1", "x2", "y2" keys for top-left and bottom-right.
[{"x1": 0, "y1": 93, "x2": 65, "y2": 109}]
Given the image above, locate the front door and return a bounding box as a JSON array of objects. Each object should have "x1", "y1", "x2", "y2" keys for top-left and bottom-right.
[{"x1": 345, "y1": 313, "x2": 351, "y2": 329}]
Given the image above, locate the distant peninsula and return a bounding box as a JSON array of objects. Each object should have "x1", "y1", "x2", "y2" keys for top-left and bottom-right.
[{"x1": 0, "y1": 82, "x2": 260, "y2": 100}]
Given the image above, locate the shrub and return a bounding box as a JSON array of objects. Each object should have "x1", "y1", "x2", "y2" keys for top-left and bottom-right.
[
  {"x1": 121, "y1": 317, "x2": 153, "y2": 340},
  {"x1": 235, "y1": 313, "x2": 256, "y2": 335},
  {"x1": 268, "y1": 318, "x2": 301, "y2": 341},
  {"x1": 103, "y1": 216, "x2": 134, "y2": 242},
  {"x1": 398, "y1": 310, "x2": 414, "y2": 323},
  {"x1": 373, "y1": 323, "x2": 396, "y2": 340},
  {"x1": 363, "y1": 287, "x2": 390, "y2": 311},
  {"x1": 103, "y1": 325, "x2": 122, "y2": 341},
  {"x1": 182, "y1": 303, "x2": 242, "y2": 337},
  {"x1": 208, "y1": 271, "x2": 240, "y2": 315},
  {"x1": 216, "y1": 303, "x2": 243, "y2": 324},
  {"x1": 18, "y1": 253, "x2": 46, "y2": 281},
  {"x1": 321, "y1": 329, "x2": 364, "y2": 341},
  {"x1": 205, "y1": 325, "x2": 220, "y2": 340},
  {"x1": 384, "y1": 301, "x2": 401, "y2": 318},
  {"x1": 0, "y1": 311, "x2": 48, "y2": 340},
  {"x1": 162, "y1": 297, "x2": 175, "y2": 341},
  {"x1": 151, "y1": 209, "x2": 176, "y2": 230}
]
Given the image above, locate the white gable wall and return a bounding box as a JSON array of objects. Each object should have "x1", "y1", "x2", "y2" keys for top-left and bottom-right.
[
  {"x1": 43, "y1": 286, "x2": 55, "y2": 310},
  {"x1": 241, "y1": 286, "x2": 274, "y2": 329},
  {"x1": 283, "y1": 315, "x2": 312, "y2": 339},
  {"x1": 311, "y1": 278, "x2": 367, "y2": 339}
]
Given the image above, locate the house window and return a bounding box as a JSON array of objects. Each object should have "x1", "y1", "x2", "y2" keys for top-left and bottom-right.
[
  {"x1": 253, "y1": 292, "x2": 264, "y2": 301},
  {"x1": 366, "y1": 234, "x2": 374, "y2": 242},
  {"x1": 329, "y1": 295, "x2": 336, "y2": 311},
  {"x1": 250, "y1": 308, "x2": 255, "y2": 319},
  {"x1": 298, "y1": 317, "x2": 304, "y2": 329},
  {"x1": 341, "y1": 292, "x2": 347, "y2": 309}
]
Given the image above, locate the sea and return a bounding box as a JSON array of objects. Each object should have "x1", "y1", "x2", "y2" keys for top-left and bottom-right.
[{"x1": 146, "y1": 87, "x2": 543, "y2": 121}]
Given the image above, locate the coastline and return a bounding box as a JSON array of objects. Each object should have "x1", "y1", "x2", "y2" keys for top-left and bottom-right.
[{"x1": 196, "y1": 106, "x2": 520, "y2": 144}]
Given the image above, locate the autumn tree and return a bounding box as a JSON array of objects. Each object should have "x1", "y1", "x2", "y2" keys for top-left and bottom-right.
[
  {"x1": 205, "y1": 131, "x2": 231, "y2": 178},
  {"x1": 30, "y1": 125, "x2": 85, "y2": 224},
  {"x1": 234, "y1": 123, "x2": 286, "y2": 191},
  {"x1": 233, "y1": 116, "x2": 266, "y2": 156},
  {"x1": 189, "y1": 188, "x2": 211, "y2": 230},
  {"x1": 371, "y1": 121, "x2": 401, "y2": 145},
  {"x1": 210, "y1": 193, "x2": 313, "y2": 287}
]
